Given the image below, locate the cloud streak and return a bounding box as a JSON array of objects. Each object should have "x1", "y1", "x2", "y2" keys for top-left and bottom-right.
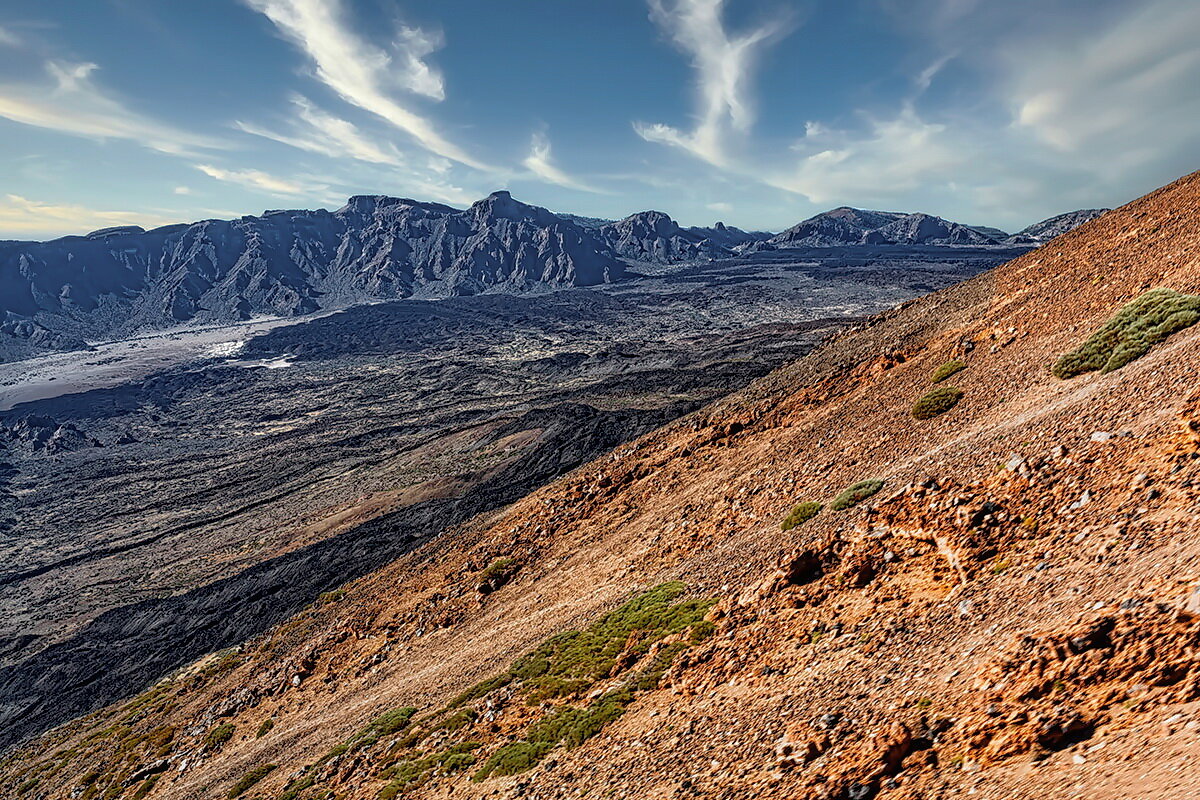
[
  {"x1": 236, "y1": 95, "x2": 406, "y2": 166},
  {"x1": 0, "y1": 60, "x2": 223, "y2": 155},
  {"x1": 522, "y1": 132, "x2": 604, "y2": 193},
  {"x1": 635, "y1": 0, "x2": 790, "y2": 167},
  {"x1": 245, "y1": 0, "x2": 486, "y2": 169},
  {"x1": 194, "y1": 163, "x2": 327, "y2": 198}
]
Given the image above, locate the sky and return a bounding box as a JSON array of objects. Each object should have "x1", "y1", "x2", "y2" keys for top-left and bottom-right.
[{"x1": 0, "y1": 0, "x2": 1198, "y2": 240}]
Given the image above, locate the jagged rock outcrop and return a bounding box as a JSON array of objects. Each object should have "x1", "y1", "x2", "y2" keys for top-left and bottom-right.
[
  {"x1": 686, "y1": 220, "x2": 772, "y2": 250},
  {"x1": 0, "y1": 191, "x2": 624, "y2": 358},
  {"x1": 763, "y1": 206, "x2": 997, "y2": 248},
  {"x1": 598, "y1": 210, "x2": 732, "y2": 264},
  {"x1": 1003, "y1": 208, "x2": 1109, "y2": 244}
]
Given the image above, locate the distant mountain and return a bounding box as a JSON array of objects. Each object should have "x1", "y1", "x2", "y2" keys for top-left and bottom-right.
[
  {"x1": 1003, "y1": 209, "x2": 1109, "y2": 245},
  {"x1": 0, "y1": 191, "x2": 623, "y2": 358},
  {"x1": 685, "y1": 221, "x2": 772, "y2": 250},
  {"x1": 763, "y1": 206, "x2": 997, "y2": 248},
  {"x1": 597, "y1": 210, "x2": 732, "y2": 264}
]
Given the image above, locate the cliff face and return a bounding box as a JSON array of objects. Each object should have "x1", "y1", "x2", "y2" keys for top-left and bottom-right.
[
  {"x1": 5, "y1": 172, "x2": 1200, "y2": 800},
  {"x1": 0, "y1": 191, "x2": 624, "y2": 349}
]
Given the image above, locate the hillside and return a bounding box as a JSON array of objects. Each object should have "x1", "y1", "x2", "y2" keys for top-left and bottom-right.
[{"x1": 4, "y1": 171, "x2": 1200, "y2": 800}]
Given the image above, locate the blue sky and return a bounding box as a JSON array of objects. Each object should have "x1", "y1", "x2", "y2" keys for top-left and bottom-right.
[{"x1": 1, "y1": 0, "x2": 1198, "y2": 239}]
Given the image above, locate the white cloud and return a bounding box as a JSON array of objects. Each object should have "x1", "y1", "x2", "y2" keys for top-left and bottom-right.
[
  {"x1": 195, "y1": 163, "x2": 320, "y2": 197},
  {"x1": 773, "y1": 105, "x2": 969, "y2": 204},
  {"x1": 522, "y1": 132, "x2": 603, "y2": 193},
  {"x1": 706, "y1": 201, "x2": 733, "y2": 213},
  {"x1": 0, "y1": 194, "x2": 180, "y2": 238},
  {"x1": 0, "y1": 60, "x2": 223, "y2": 155},
  {"x1": 244, "y1": 0, "x2": 485, "y2": 169},
  {"x1": 635, "y1": 0, "x2": 790, "y2": 167},
  {"x1": 173, "y1": 186, "x2": 192, "y2": 195},
  {"x1": 1006, "y1": 0, "x2": 1200, "y2": 175},
  {"x1": 0, "y1": 25, "x2": 18, "y2": 47},
  {"x1": 236, "y1": 95, "x2": 406, "y2": 166}
]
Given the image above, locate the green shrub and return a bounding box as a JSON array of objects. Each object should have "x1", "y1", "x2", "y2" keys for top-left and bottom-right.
[
  {"x1": 377, "y1": 742, "x2": 482, "y2": 795},
  {"x1": 278, "y1": 774, "x2": 316, "y2": 800},
  {"x1": 227, "y1": 764, "x2": 276, "y2": 798},
  {"x1": 203, "y1": 722, "x2": 235, "y2": 749},
  {"x1": 436, "y1": 709, "x2": 477, "y2": 732},
  {"x1": 930, "y1": 359, "x2": 966, "y2": 383},
  {"x1": 830, "y1": 479, "x2": 885, "y2": 511},
  {"x1": 446, "y1": 675, "x2": 512, "y2": 709},
  {"x1": 256, "y1": 718, "x2": 274, "y2": 738},
  {"x1": 472, "y1": 742, "x2": 555, "y2": 782},
  {"x1": 1053, "y1": 288, "x2": 1200, "y2": 378},
  {"x1": 912, "y1": 385, "x2": 963, "y2": 420},
  {"x1": 780, "y1": 501, "x2": 821, "y2": 531},
  {"x1": 317, "y1": 589, "x2": 347, "y2": 604},
  {"x1": 479, "y1": 557, "x2": 516, "y2": 584},
  {"x1": 509, "y1": 582, "x2": 713, "y2": 701},
  {"x1": 132, "y1": 776, "x2": 159, "y2": 800}
]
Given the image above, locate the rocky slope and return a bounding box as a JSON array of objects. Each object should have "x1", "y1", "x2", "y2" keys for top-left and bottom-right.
[
  {"x1": 1004, "y1": 209, "x2": 1110, "y2": 244},
  {"x1": 4, "y1": 166, "x2": 1198, "y2": 800},
  {"x1": 0, "y1": 192, "x2": 623, "y2": 359}
]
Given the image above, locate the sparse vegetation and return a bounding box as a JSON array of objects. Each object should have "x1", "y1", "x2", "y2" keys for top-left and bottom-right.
[
  {"x1": 256, "y1": 718, "x2": 274, "y2": 738},
  {"x1": 830, "y1": 479, "x2": 885, "y2": 511},
  {"x1": 472, "y1": 742, "x2": 554, "y2": 782},
  {"x1": 462, "y1": 583, "x2": 714, "y2": 780},
  {"x1": 203, "y1": 722, "x2": 235, "y2": 750},
  {"x1": 436, "y1": 709, "x2": 477, "y2": 732},
  {"x1": 317, "y1": 589, "x2": 347, "y2": 605},
  {"x1": 378, "y1": 742, "x2": 480, "y2": 796},
  {"x1": 479, "y1": 557, "x2": 516, "y2": 584},
  {"x1": 507, "y1": 582, "x2": 713, "y2": 702},
  {"x1": 227, "y1": 764, "x2": 276, "y2": 798},
  {"x1": 132, "y1": 776, "x2": 159, "y2": 800},
  {"x1": 780, "y1": 501, "x2": 821, "y2": 531},
  {"x1": 930, "y1": 359, "x2": 966, "y2": 383},
  {"x1": 912, "y1": 385, "x2": 963, "y2": 419},
  {"x1": 1052, "y1": 288, "x2": 1200, "y2": 378}
]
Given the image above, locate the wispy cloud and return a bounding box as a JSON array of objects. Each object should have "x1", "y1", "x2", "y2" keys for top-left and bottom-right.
[
  {"x1": 0, "y1": 25, "x2": 18, "y2": 48},
  {"x1": 772, "y1": 105, "x2": 968, "y2": 204},
  {"x1": 0, "y1": 194, "x2": 180, "y2": 238},
  {"x1": 236, "y1": 95, "x2": 405, "y2": 166},
  {"x1": 244, "y1": 0, "x2": 486, "y2": 169},
  {"x1": 0, "y1": 60, "x2": 223, "y2": 155},
  {"x1": 1005, "y1": 0, "x2": 1200, "y2": 175},
  {"x1": 635, "y1": 0, "x2": 791, "y2": 167},
  {"x1": 194, "y1": 163, "x2": 324, "y2": 197},
  {"x1": 522, "y1": 132, "x2": 604, "y2": 193},
  {"x1": 173, "y1": 186, "x2": 192, "y2": 195}
]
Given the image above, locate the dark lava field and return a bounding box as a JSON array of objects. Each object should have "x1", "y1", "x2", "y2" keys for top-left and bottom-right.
[{"x1": 0, "y1": 245, "x2": 1024, "y2": 747}]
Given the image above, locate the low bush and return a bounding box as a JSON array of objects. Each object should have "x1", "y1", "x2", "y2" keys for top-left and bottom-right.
[
  {"x1": 378, "y1": 742, "x2": 480, "y2": 796},
  {"x1": 227, "y1": 764, "x2": 276, "y2": 798},
  {"x1": 1053, "y1": 288, "x2": 1200, "y2": 378},
  {"x1": 202, "y1": 723, "x2": 235, "y2": 750},
  {"x1": 471, "y1": 742, "x2": 554, "y2": 782},
  {"x1": 780, "y1": 501, "x2": 821, "y2": 531},
  {"x1": 912, "y1": 386, "x2": 963, "y2": 420},
  {"x1": 255, "y1": 718, "x2": 274, "y2": 738},
  {"x1": 930, "y1": 359, "x2": 966, "y2": 383},
  {"x1": 830, "y1": 479, "x2": 885, "y2": 511},
  {"x1": 317, "y1": 589, "x2": 347, "y2": 605}
]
